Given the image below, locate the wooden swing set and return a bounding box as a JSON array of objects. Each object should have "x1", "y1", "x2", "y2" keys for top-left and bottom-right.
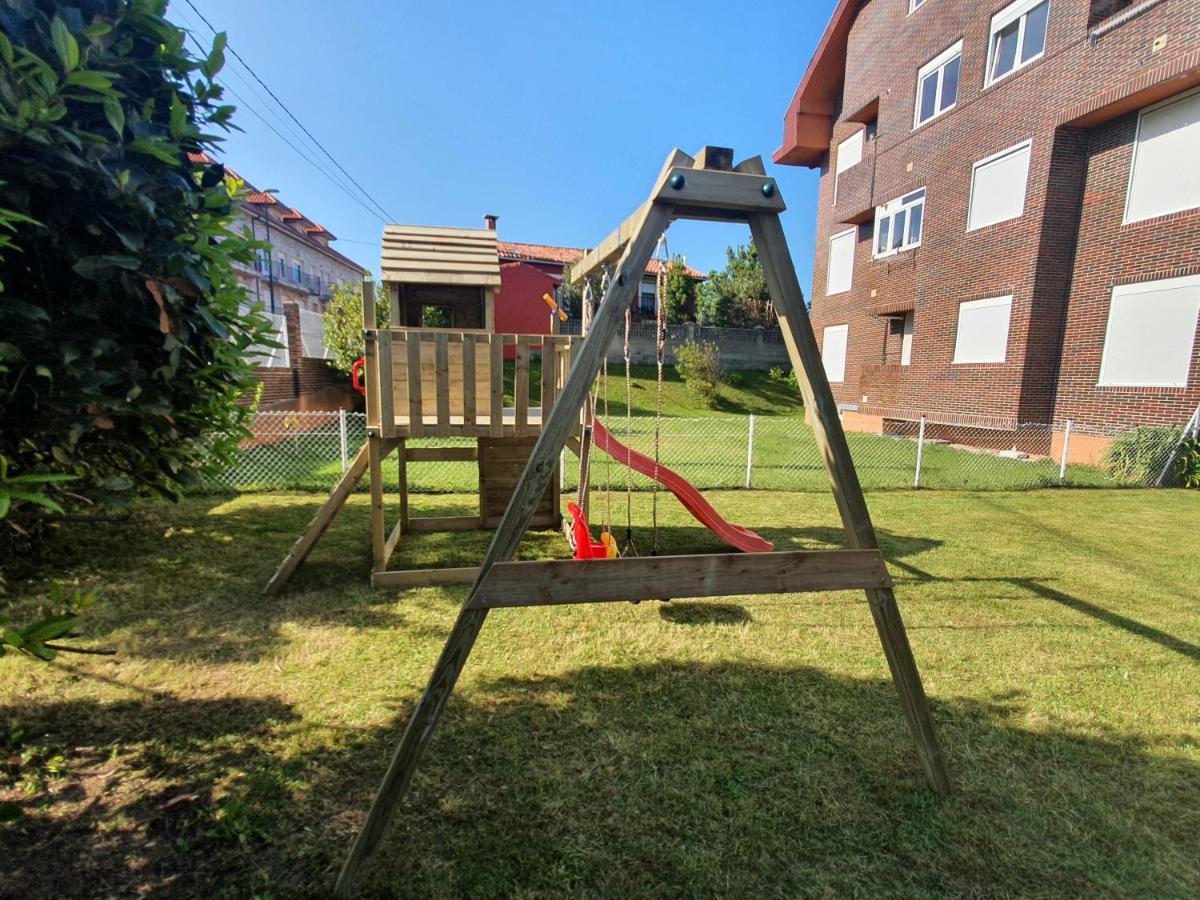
[{"x1": 266, "y1": 147, "x2": 950, "y2": 896}]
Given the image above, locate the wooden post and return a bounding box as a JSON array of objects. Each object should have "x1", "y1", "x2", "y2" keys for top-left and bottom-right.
[
  {"x1": 748, "y1": 209, "x2": 950, "y2": 798},
  {"x1": 334, "y1": 196, "x2": 676, "y2": 897}
]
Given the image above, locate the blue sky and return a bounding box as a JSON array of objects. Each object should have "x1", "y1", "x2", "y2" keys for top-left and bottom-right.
[{"x1": 175, "y1": 0, "x2": 832, "y2": 296}]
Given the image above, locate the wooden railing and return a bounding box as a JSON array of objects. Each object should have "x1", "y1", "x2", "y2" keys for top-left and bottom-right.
[{"x1": 367, "y1": 329, "x2": 575, "y2": 439}]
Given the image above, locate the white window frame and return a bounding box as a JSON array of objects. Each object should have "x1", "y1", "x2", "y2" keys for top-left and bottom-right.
[
  {"x1": 1123, "y1": 87, "x2": 1200, "y2": 225},
  {"x1": 913, "y1": 40, "x2": 963, "y2": 129},
  {"x1": 822, "y1": 324, "x2": 849, "y2": 383},
  {"x1": 901, "y1": 312, "x2": 914, "y2": 366},
  {"x1": 967, "y1": 139, "x2": 1033, "y2": 232},
  {"x1": 1098, "y1": 274, "x2": 1200, "y2": 387},
  {"x1": 985, "y1": 0, "x2": 1049, "y2": 87},
  {"x1": 873, "y1": 188, "x2": 926, "y2": 259},
  {"x1": 909, "y1": 0, "x2": 928, "y2": 12},
  {"x1": 952, "y1": 295, "x2": 1013, "y2": 364},
  {"x1": 826, "y1": 227, "x2": 857, "y2": 296}
]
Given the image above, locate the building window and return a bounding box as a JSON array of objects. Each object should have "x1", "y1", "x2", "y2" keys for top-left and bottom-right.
[
  {"x1": 1099, "y1": 275, "x2": 1200, "y2": 387},
  {"x1": 953, "y1": 295, "x2": 1012, "y2": 363},
  {"x1": 968, "y1": 140, "x2": 1032, "y2": 231},
  {"x1": 822, "y1": 324, "x2": 849, "y2": 383},
  {"x1": 914, "y1": 41, "x2": 962, "y2": 128},
  {"x1": 901, "y1": 312, "x2": 914, "y2": 366},
  {"x1": 1125, "y1": 88, "x2": 1200, "y2": 224},
  {"x1": 639, "y1": 288, "x2": 656, "y2": 314},
  {"x1": 833, "y1": 129, "x2": 864, "y2": 204},
  {"x1": 986, "y1": 0, "x2": 1048, "y2": 86},
  {"x1": 826, "y1": 228, "x2": 856, "y2": 295},
  {"x1": 873, "y1": 188, "x2": 926, "y2": 258},
  {"x1": 910, "y1": 0, "x2": 928, "y2": 12}
]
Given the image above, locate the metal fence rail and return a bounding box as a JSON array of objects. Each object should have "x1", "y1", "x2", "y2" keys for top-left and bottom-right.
[{"x1": 196, "y1": 410, "x2": 1193, "y2": 494}]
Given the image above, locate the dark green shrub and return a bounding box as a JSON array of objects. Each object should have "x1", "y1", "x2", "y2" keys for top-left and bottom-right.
[
  {"x1": 0, "y1": 1, "x2": 270, "y2": 507},
  {"x1": 674, "y1": 340, "x2": 722, "y2": 408}
]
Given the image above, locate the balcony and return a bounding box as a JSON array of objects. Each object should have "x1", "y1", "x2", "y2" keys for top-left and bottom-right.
[
  {"x1": 832, "y1": 150, "x2": 875, "y2": 225},
  {"x1": 244, "y1": 257, "x2": 331, "y2": 297}
]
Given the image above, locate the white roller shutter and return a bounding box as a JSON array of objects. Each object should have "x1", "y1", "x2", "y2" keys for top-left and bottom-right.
[
  {"x1": 953, "y1": 296, "x2": 1012, "y2": 363},
  {"x1": 822, "y1": 324, "x2": 849, "y2": 383},
  {"x1": 1126, "y1": 89, "x2": 1200, "y2": 224},
  {"x1": 968, "y1": 141, "x2": 1031, "y2": 231},
  {"x1": 826, "y1": 229, "x2": 856, "y2": 295},
  {"x1": 1099, "y1": 275, "x2": 1200, "y2": 387}
]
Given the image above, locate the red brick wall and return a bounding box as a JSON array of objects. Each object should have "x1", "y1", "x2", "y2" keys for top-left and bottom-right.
[
  {"x1": 249, "y1": 299, "x2": 353, "y2": 411},
  {"x1": 805, "y1": 0, "x2": 1200, "y2": 432},
  {"x1": 1051, "y1": 110, "x2": 1200, "y2": 435}
]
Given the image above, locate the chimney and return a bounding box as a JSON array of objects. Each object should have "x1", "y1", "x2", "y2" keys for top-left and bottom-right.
[{"x1": 483, "y1": 214, "x2": 498, "y2": 231}]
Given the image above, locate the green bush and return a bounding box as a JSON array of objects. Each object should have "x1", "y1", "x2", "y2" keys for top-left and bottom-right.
[
  {"x1": 0, "y1": 2, "x2": 271, "y2": 507},
  {"x1": 1103, "y1": 426, "x2": 1182, "y2": 485},
  {"x1": 768, "y1": 366, "x2": 786, "y2": 382},
  {"x1": 674, "y1": 340, "x2": 723, "y2": 408},
  {"x1": 1174, "y1": 437, "x2": 1199, "y2": 488},
  {"x1": 324, "y1": 281, "x2": 389, "y2": 375}
]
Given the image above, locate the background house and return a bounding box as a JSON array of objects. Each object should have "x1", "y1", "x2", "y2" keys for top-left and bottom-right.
[
  {"x1": 775, "y1": 0, "x2": 1200, "y2": 462},
  {"x1": 191, "y1": 153, "x2": 370, "y2": 409}
]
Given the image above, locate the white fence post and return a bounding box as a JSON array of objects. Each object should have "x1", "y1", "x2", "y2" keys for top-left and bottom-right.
[
  {"x1": 338, "y1": 408, "x2": 349, "y2": 472},
  {"x1": 745, "y1": 414, "x2": 756, "y2": 489},
  {"x1": 1058, "y1": 419, "x2": 1072, "y2": 483},
  {"x1": 913, "y1": 415, "x2": 926, "y2": 489}
]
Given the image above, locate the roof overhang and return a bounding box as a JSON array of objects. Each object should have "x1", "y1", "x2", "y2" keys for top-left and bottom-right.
[{"x1": 773, "y1": 0, "x2": 863, "y2": 168}]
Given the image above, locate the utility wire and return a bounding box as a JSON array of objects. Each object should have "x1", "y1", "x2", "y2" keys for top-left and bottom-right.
[
  {"x1": 180, "y1": 0, "x2": 396, "y2": 222},
  {"x1": 177, "y1": 26, "x2": 389, "y2": 224}
]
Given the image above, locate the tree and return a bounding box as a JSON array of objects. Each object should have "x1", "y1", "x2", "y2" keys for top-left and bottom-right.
[
  {"x1": 0, "y1": 2, "x2": 272, "y2": 510},
  {"x1": 556, "y1": 263, "x2": 585, "y2": 319},
  {"x1": 696, "y1": 242, "x2": 782, "y2": 328},
  {"x1": 662, "y1": 256, "x2": 697, "y2": 324},
  {"x1": 324, "y1": 281, "x2": 390, "y2": 374}
]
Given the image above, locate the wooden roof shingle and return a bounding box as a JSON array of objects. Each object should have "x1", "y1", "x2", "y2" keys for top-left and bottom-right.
[{"x1": 380, "y1": 224, "x2": 501, "y2": 287}]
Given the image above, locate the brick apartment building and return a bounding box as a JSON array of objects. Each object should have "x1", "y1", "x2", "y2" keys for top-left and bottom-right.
[
  {"x1": 191, "y1": 153, "x2": 369, "y2": 409},
  {"x1": 775, "y1": 0, "x2": 1200, "y2": 461}
]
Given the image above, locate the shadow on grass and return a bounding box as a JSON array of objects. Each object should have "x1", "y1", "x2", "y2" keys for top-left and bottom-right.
[
  {"x1": 4, "y1": 661, "x2": 1198, "y2": 898},
  {"x1": 658, "y1": 601, "x2": 751, "y2": 625},
  {"x1": 891, "y1": 558, "x2": 1200, "y2": 664}
]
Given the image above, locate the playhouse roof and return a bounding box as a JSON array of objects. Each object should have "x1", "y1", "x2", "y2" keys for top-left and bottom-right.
[{"x1": 380, "y1": 224, "x2": 502, "y2": 288}]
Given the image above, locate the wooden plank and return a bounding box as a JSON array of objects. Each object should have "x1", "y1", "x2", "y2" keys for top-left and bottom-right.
[
  {"x1": 406, "y1": 334, "x2": 424, "y2": 439},
  {"x1": 467, "y1": 550, "x2": 890, "y2": 609},
  {"x1": 748, "y1": 210, "x2": 950, "y2": 798},
  {"x1": 263, "y1": 445, "x2": 370, "y2": 596},
  {"x1": 380, "y1": 247, "x2": 500, "y2": 263},
  {"x1": 489, "y1": 334, "x2": 503, "y2": 438},
  {"x1": 462, "y1": 337, "x2": 476, "y2": 427},
  {"x1": 372, "y1": 567, "x2": 479, "y2": 589},
  {"x1": 368, "y1": 436, "x2": 388, "y2": 573},
  {"x1": 382, "y1": 224, "x2": 498, "y2": 241},
  {"x1": 378, "y1": 256, "x2": 500, "y2": 274},
  {"x1": 379, "y1": 270, "x2": 502, "y2": 288},
  {"x1": 653, "y1": 166, "x2": 785, "y2": 214},
  {"x1": 377, "y1": 334, "x2": 396, "y2": 439},
  {"x1": 435, "y1": 334, "x2": 451, "y2": 426},
  {"x1": 382, "y1": 516, "x2": 404, "y2": 568},
  {"x1": 407, "y1": 516, "x2": 484, "y2": 533},
  {"x1": 404, "y1": 445, "x2": 478, "y2": 463},
  {"x1": 363, "y1": 283, "x2": 382, "y2": 434},
  {"x1": 397, "y1": 439, "x2": 409, "y2": 533},
  {"x1": 541, "y1": 339, "x2": 557, "y2": 423},
  {"x1": 733, "y1": 154, "x2": 765, "y2": 174},
  {"x1": 335, "y1": 182, "x2": 677, "y2": 897},
  {"x1": 514, "y1": 336, "x2": 530, "y2": 434}
]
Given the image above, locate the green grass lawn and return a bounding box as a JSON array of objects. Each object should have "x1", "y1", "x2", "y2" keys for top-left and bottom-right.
[
  {"x1": 508, "y1": 360, "x2": 806, "y2": 418},
  {"x1": 3, "y1": 488, "x2": 1198, "y2": 898}
]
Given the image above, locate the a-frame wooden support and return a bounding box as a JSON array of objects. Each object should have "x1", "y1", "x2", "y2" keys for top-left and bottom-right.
[{"x1": 334, "y1": 148, "x2": 950, "y2": 896}]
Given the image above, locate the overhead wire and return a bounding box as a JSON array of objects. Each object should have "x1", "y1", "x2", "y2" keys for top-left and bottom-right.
[{"x1": 177, "y1": 0, "x2": 396, "y2": 222}]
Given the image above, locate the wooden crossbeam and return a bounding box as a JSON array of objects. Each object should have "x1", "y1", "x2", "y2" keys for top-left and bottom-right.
[
  {"x1": 370, "y1": 550, "x2": 890, "y2": 597},
  {"x1": 468, "y1": 551, "x2": 890, "y2": 609}
]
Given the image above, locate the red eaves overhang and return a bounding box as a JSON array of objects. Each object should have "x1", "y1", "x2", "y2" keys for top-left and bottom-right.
[{"x1": 773, "y1": 0, "x2": 862, "y2": 168}]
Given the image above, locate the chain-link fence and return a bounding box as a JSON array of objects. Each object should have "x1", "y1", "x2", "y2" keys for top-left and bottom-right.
[{"x1": 197, "y1": 410, "x2": 1196, "y2": 494}]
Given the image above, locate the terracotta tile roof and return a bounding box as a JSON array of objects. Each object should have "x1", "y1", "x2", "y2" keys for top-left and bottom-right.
[
  {"x1": 497, "y1": 240, "x2": 705, "y2": 278},
  {"x1": 245, "y1": 191, "x2": 281, "y2": 205},
  {"x1": 281, "y1": 209, "x2": 306, "y2": 221}
]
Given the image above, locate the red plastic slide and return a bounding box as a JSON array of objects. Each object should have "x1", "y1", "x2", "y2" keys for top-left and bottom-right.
[{"x1": 590, "y1": 420, "x2": 773, "y2": 554}]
